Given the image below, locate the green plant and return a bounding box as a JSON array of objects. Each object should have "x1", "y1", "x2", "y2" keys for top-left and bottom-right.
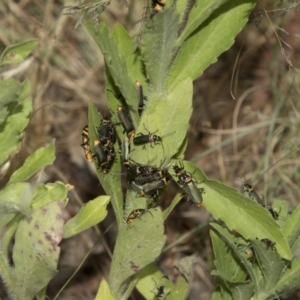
[
  {"x1": 0, "y1": 42, "x2": 110, "y2": 299},
  {"x1": 210, "y1": 200, "x2": 300, "y2": 300},
  {"x1": 80, "y1": 0, "x2": 297, "y2": 299},
  {"x1": 2, "y1": 1, "x2": 300, "y2": 299}
]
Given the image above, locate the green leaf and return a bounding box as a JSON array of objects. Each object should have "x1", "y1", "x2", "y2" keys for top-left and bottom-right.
[
  {"x1": 112, "y1": 24, "x2": 147, "y2": 117},
  {"x1": 222, "y1": 287, "x2": 234, "y2": 300},
  {"x1": 0, "y1": 213, "x2": 15, "y2": 231},
  {"x1": 250, "y1": 239, "x2": 285, "y2": 294},
  {"x1": 130, "y1": 77, "x2": 193, "y2": 167},
  {"x1": 108, "y1": 208, "x2": 165, "y2": 298},
  {"x1": 125, "y1": 78, "x2": 193, "y2": 215},
  {"x1": 271, "y1": 198, "x2": 288, "y2": 229},
  {"x1": 95, "y1": 279, "x2": 114, "y2": 300},
  {"x1": 291, "y1": 233, "x2": 300, "y2": 259},
  {"x1": 88, "y1": 101, "x2": 123, "y2": 228},
  {"x1": 211, "y1": 224, "x2": 258, "y2": 290},
  {"x1": 177, "y1": 137, "x2": 188, "y2": 159},
  {"x1": 0, "y1": 254, "x2": 15, "y2": 298},
  {"x1": 174, "y1": 0, "x2": 192, "y2": 26},
  {"x1": 8, "y1": 140, "x2": 56, "y2": 184},
  {"x1": 35, "y1": 287, "x2": 47, "y2": 300},
  {"x1": 228, "y1": 282, "x2": 254, "y2": 300},
  {"x1": 157, "y1": 277, "x2": 179, "y2": 300},
  {"x1": 11, "y1": 200, "x2": 64, "y2": 300},
  {"x1": 86, "y1": 22, "x2": 139, "y2": 122},
  {"x1": 0, "y1": 106, "x2": 9, "y2": 127},
  {"x1": 135, "y1": 264, "x2": 166, "y2": 300},
  {"x1": 168, "y1": 0, "x2": 256, "y2": 91},
  {"x1": 0, "y1": 182, "x2": 32, "y2": 217},
  {"x1": 0, "y1": 39, "x2": 38, "y2": 66},
  {"x1": 63, "y1": 196, "x2": 110, "y2": 239},
  {"x1": 211, "y1": 289, "x2": 223, "y2": 300},
  {"x1": 112, "y1": 24, "x2": 140, "y2": 77},
  {"x1": 30, "y1": 182, "x2": 68, "y2": 210},
  {"x1": 141, "y1": 8, "x2": 180, "y2": 98},
  {"x1": 135, "y1": 264, "x2": 180, "y2": 300},
  {"x1": 0, "y1": 78, "x2": 23, "y2": 110},
  {"x1": 210, "y1": 229, "x2": 246, "y2": 284},
  {"x1": 123, "y1": 189, "x2": 147, "y2": 221},
  {"x1": 179, "y1": 161, "x2": 291, "y2": 260},
  {"x1": 175, "y1": 275, "x2": 190, "y2": 300},
  {"x1": 104, "y1": 67, "x2": 138, "y2": 153},
  {"x1": 275, "y1": 254, "x2": 300, "y2": 296},
  {"x1": 282, "y1": 203, "x2": 300, "y2": 248},
  {"x1": 0, "y1": 83, "x2": 31, "y2": 165},
  {"x1": 2, "y1": 214, "x2": 23, "y2": 259},
  {"x1": 178, "y1": 0, "x2": 229, "y2": 43}
]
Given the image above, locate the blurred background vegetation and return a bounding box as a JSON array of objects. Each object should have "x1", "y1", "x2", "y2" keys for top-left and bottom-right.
[{"x1": 0, "y1": 0, "x2": 300, "y2": 299}]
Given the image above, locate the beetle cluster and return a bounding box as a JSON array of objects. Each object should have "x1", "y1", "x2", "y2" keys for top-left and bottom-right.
[
  {"x1": 81, "y1": 80, "x2": 205, "y2": 225},
  {"x1": 81, "y1": 116, "x2": 117, "y2": 173}
]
